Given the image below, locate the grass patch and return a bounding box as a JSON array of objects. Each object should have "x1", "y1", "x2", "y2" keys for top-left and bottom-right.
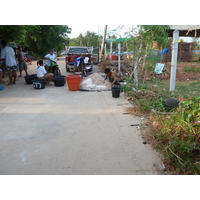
[
  {"x1": 183, "y1": 66, "x2": 200, "y2": 72},
  {"x1": 123, "y1": 77, "x2": 200, "y2": 174}
]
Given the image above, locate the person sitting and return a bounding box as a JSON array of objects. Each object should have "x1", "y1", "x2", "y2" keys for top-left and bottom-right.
[
  {"x1": 36, "y1": 60, "x2": 54, "y2": 86},
  {"x1": 44, "y1": 50, "x2": 56, "y2": 73}
]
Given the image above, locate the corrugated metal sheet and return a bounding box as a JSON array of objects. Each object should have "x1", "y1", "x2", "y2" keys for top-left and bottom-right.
[
  {"x1": 168, "y1": 25, "x2": 200, "y2": 37},
  {"x1": 170, "y1": 25, "x2": 200, "y2": 30}
]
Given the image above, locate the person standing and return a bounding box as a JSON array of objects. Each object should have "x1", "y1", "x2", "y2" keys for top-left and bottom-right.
[
  {"x1": 17, "y1": 46, "x2": 29, "y2": 77},
  {"x1": 44, "y1": 50, "x2": 56, "y2": 72},
  {"x1": 0, "y1": 40, "x2": 18, "y2": 85}
]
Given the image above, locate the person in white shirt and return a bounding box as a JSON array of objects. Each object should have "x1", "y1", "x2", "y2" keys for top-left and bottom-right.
[
  {"x1": 37, "y1": 60, "x2": 54, "y2": 86},
  {"x1": 44, "y1": 50, "x2": 56, "y2": 72},
  {"x1": 84, "y1": 55, "x2": 90, "y2": 65},
  {"x1": 0, "y1": 40, "x2": 18, "y2": 85}
]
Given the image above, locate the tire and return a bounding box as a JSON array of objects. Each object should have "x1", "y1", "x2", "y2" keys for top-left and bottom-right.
[
  {"x1": 54, "y1": 68, "x2": 61, "y2": 75},
  {"x1": 165, "y1": 97, "x2": 180, "y2": 109}
]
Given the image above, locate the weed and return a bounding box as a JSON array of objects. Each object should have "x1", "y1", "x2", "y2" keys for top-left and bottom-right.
[
  {"x1": 124, "y1": 77, "x2": 200, "y2": 174},
  {"x1": 151, "y1": 97, "x2": 200, "y2": 174},
  {"x1": 183, "y1": 66, "x2": 200, "y2": 72}
]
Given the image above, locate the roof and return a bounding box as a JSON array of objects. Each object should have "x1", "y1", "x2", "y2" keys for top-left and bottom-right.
[
  {"x1": 169, "y1": 25, "x2": 200, "y2": 30},
  {"x1": 168, "y1": 25, "x2": 200, "y2": 37}
]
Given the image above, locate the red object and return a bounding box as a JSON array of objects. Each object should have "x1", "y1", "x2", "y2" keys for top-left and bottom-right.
[
  {"x1": 66, "y1": 75, "x2": 81, "y2": 91},
  {"x1": 68, "y1": 56, "x2": 77, "y2": 62},
  {"x1": 106, "y1": 54, "x2": 118, "y2": 60},
  {"x1": 112, "y1": 55, "x2": 118, "y2": 60},
  {"x1": 25, "y1": 57, "x2": 32, "y2": 62}
]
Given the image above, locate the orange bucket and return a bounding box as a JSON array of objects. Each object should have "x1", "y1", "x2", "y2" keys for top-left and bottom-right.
[
  {"x1": 112, "y1": 55, "x2": 118, "y2": 60},
  {"x1": 66, "y1": 75, "x2": 81, "y2": 91}
]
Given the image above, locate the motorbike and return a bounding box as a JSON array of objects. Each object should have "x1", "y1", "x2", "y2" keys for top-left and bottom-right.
[{"x1": 44, "y1": 58, "x2": 61, "y2": 75}]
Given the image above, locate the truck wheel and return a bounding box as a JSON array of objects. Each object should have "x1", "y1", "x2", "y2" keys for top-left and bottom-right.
[{"x1": 165, "y1": 97, "x2": 180, "y2": 109}]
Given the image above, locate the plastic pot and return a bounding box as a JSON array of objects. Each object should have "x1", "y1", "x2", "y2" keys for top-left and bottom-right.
[
  {"x1": 112, "y1": 85, "x2": 121, "y2": 98},
  {"x1": 53, "y1": 77, "x2": 65, "y2": 87},
  {"x1": 24, "y1": 74, "x2": 37, "y2": 84},
  {"x1": 66, "y1": 75, "x2": 81, "y2": 91},
  {"x1": 32, "y1": 79, "x2": 46, "y2": 89}
]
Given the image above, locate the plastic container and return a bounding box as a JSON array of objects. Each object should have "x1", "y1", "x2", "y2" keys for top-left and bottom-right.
[
  {"x1": 106, "y1": 55, "x2": 118, "y2": 60},
  {"x1": 54, "y1": 75, "x2": 66, "y2": 84},
  {"x1": 112, "y1": 55, "x2": 118, "y2": 60},
  {"x1": 53, "y1": 77, "x2": 65, "y2": 87},
  {"x1": 66, "y1": 74, "x2": 81, "y2": 91},
  {"x1": 112, "y1": 86, "x2": 121, "y2": 98},
  {"x1": 32, "y1": 79, "x2": 46, "y2": 89},
  {"x1": 24, "y1": 74, "x2": 37, "y2": 84}
]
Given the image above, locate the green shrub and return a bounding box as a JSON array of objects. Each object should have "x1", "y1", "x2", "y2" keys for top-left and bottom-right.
[{"x1": 152, "y1": 96, "x2": 200, "y2": 174}]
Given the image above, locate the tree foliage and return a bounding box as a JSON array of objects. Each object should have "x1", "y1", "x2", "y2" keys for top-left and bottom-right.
[
  {"x1": 69, "y1": 31, "x2": 99, "y2": 47},
  {"x1": 139, "y1": 25, "x2": 170, "y2": 49},
  {"x1": 0, "y1": 25, "x2": 71, "y2": 57},
  {"x1": 122, "y1": 25, "x2": 170, "y2": 88},
  {"x1": 0, "y1": 25, "x2": 26, "y2": 43}
]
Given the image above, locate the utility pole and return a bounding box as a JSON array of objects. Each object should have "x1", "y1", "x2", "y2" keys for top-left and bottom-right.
[{"x1": 99, "y1": 25, "x2": 107, "y2": 62}]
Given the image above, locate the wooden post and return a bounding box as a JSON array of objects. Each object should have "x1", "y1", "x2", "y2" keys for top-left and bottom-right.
[
  {"x1": 118, "y1": 43, "x2": 121, "y2": 72},
  {"x1": 99, "y1": 25, "x2": 107, "y2": 62}
]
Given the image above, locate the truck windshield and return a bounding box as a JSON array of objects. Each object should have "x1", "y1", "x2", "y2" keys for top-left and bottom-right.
[{"x1": 68, "y1": 48, "x2": 89, "y2": 53}]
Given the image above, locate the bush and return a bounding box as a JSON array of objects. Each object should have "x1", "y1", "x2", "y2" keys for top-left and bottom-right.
[{"x1": 151, "y1": 96, "x2": 200, "y2": 174}]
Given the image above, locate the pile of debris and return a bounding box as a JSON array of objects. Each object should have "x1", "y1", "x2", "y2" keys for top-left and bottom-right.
[{"x1": 81, "y1": 73, "x2": 111, "y2": 91}]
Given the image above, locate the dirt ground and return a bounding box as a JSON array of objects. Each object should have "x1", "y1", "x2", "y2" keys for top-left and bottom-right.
[
  {"x1": 165, "y1": 62, "x2": 200, "y2": 82},
  {"x1": 98, "y1": 60, "x2": 200, "y2": 82}
]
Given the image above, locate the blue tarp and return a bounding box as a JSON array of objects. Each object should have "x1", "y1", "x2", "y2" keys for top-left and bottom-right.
[
  {"x1": 192, "y1": 50, "x2": 200, "y2": 52},
  {"x1": 112, "y1": 52, "x2": 134, "y2": 55}
]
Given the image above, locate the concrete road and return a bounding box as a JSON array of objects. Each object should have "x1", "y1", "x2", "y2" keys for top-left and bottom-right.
[{"x1": 0, "y1": 57, "x2": 164, "y2": 175}]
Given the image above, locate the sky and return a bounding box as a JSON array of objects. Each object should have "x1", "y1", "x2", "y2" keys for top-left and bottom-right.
[
  {"x1": 67, "y1": 25, "x2": 194, "y2": 42},
  {"x1": 67, "y1": 25, "x2": 125, "y2": 38}
]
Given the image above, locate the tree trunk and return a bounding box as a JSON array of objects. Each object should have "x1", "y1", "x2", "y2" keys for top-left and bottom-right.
[
  {"x1": 134, "y1": 57, "x2": 139, "y2": 88},
  {"x1": 99, "y1": 25, "x2": 107, "y2": 62},
  {"x1": 131, "y1": 56, "x2": 142, "y2": 89}
]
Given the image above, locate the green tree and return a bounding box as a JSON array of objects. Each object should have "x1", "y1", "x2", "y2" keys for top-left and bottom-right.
[
  {"x1": 0, "y1": 25, "x2": 71, "y2": 57},
  {"x1": 125, "y1": 25, "x2": 170, "y2": 88},
  {"x1": 0, "y1": 25, "x2": 26, "y2": 43},
  {"x1": 69, "y1": 31, "x2": 99, "y2": 47},
  {"x1": 24, "y1": 25, "x2": 71, "y2": 57}
]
